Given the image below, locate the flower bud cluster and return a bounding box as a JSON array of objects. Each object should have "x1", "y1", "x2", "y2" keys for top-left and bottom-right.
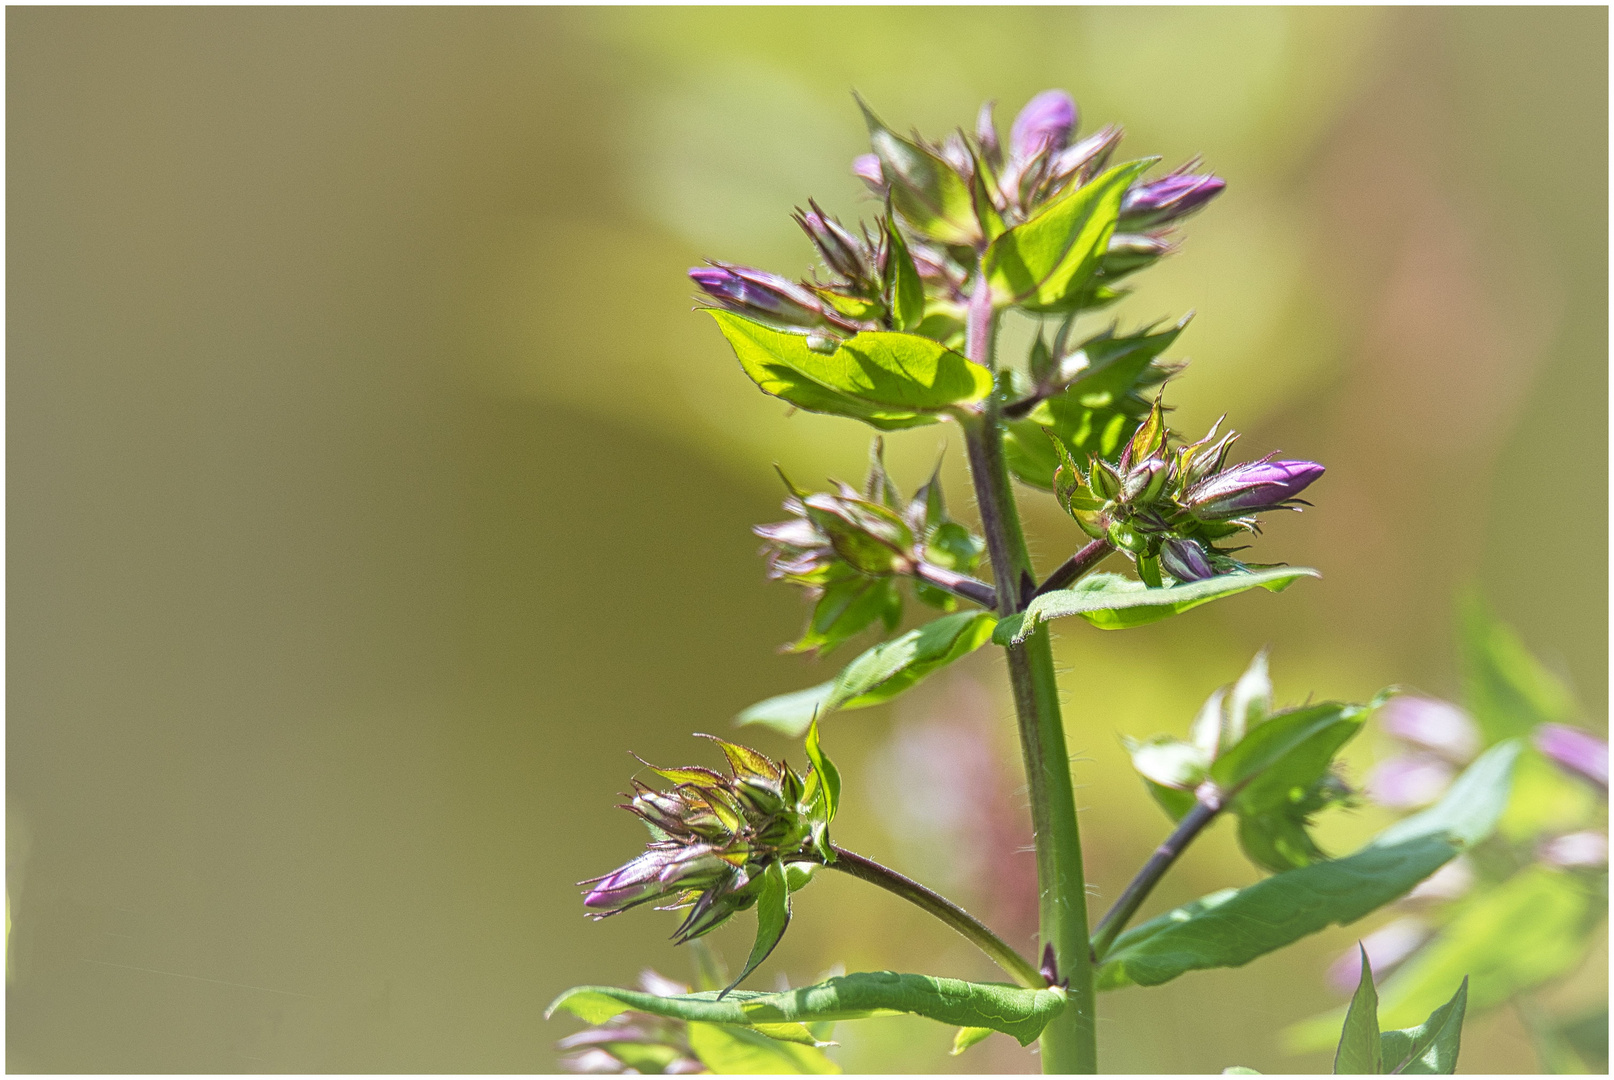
[
  {"x1": 756, "y1": 442, "x2": 985, "y2": 611},
  {"x1": 581, "y1": 738, "x2": 828, "y2": 943},
  {"x1": 1052, "y1": 402, "x2": 1323, "y2": 581}
]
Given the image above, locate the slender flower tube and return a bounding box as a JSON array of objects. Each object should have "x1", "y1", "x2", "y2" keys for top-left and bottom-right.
[
  {"x1": 688, "y1": 263, "x2": 827, "y2": 329},
  {"x1": 1121, "y1": 171, "x2": 1226, "y2": 229},
  {"x1": 1185, "y1": 459, "x2": 1324, "y2": 520}
]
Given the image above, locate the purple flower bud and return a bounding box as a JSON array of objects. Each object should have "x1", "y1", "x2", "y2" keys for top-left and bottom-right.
[
  {"x1": 795, "y1": 201, "x2": 869, "y2": 284},
  {"x1": 975, "y1": 100, "x2": 1001, "y2": 167},
  {"x1": 583, "y1": 850, "x2": 677, "y2": 911},
  {"x1": 1186, "y1": 459, "x2": 1324, "y2": 520},
  {"x1": 1539, "y1": 830, "x2": 1608, "y2": 868},
  {"x1": 1326, "y1": 917, "x2": 1431, "y2": 994},
  {"x1": 1160, "y1": 536, "x2": 1215, "y2": 582},
  {"x1": 1378, "y1": 696, "x2": 1481, "y2": 764},
  {"x1": 1366, "y1": 753, "x2": 1455, "y2": 810},
  {"x1": 851, "y1": 153, "x2": 885, "y2": 192},
  {"x1": 1050, "y1": 124, "x2": 1122, "y2": 183},
  {"x1": 1534, "y1": 723, "x2": 1608, "y2": 792},
  {"x1": 1010, "y1": 90, "x2": 1077, "y2": 160},
  {"x1": 689, "y1": 263, "x2": 825, "y2": 329},
  {"x1": 1121, "y1": 171, "x2": 1226, "y2": 229}
]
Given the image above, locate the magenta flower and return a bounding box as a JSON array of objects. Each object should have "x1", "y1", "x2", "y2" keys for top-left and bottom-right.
[
  {"x1": 689, "y1": 263, "x2": 827, "y2": 329},
  {"x1": 1366, "y1": 753, "x2": 1455, "y2": 810},
  {"x1": 1121, "y1": 171, "x2": 1226, "y2": 228},
  {"x1": 1378, "y1": 696, "x2": 1480, "y2": 764}
]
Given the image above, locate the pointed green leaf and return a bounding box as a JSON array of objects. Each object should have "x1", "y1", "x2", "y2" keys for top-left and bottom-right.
[
  {"x1": 1333, "y1": 948, "x2": 1382, "y2": 1074},
  {"x1": 804, "y1": 719, "x2": 840, "y2": 824},
  {"x1": 1096, "y1": 742, "x2": 1520, "y2": 989},
  {"x1": 858, "y1": 100, "x2": 979, "y2": 246},
  {"x1": 995, "y1": 569, "x2": 1319, "y2": 642},
  {"x1": 1379, "y1": 978, "x2": 1468, "y2": 1075},
  {"x1": 1005, "y1": 316, "x2": 1188, "y2": 487},
  {"x1": 687, "y1": 1022, "x2": 841, "y2": 1074},
  {"x1": 983, "y1": 160, "x2": 1151, "y2": 310},
  {"x1": 884, "y1": 216, "x2": 926, "y2": 332},
  {"x1": 791, "y1": 575, "x2": 901, "y2": 655},
  {"x1": 696, "y1": 735, "x2": 783, "y2": 781},
  {"x1": 741, "y1": 612, "x2": 997, "y2": 736},
  {"x1": 951, "y1": 1026, "x2": 994, "y2": 1055},
  {"x1": 710, "y1": 312, "x2": 991, "y2": 426},
  {"x1": 725, "y1": 860, "x2": 791, "y2": 996},
  {"x1": 549, "y1": 973, "x2": 1067, "y2": 1048}
]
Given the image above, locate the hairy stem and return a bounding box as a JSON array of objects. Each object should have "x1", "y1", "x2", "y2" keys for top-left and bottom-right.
[
  {"x1": 962, "y1": 275, "x2": 1098, "y2": 1073},
  {"x1": 911, "y1": 560, "x2": 997, "y2": 609},
  {"x1": 825, "y1": 846, "x2": 1044, "y2": 989},
  {"x1": 1033, "y1": 539, "x2": 1115, "y2": 598},
  {"x1": 1089, "y1": 796, "x2": 1221, "y2": 962}
]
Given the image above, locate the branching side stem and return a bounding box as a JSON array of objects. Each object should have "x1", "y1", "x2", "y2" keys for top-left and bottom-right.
[
  {"x1": 911, "y1": 561, "x2": 997, "y2": 609},
  {"x1": 1034, "y1": 539, "x2": 1115, "y2": 598},
  {"x1": 824, "y1": 846, "x2": 1043, "y2": 989},
  {"x1": 1089, "y1": 795, "x2": 1222, "y2": 962}
]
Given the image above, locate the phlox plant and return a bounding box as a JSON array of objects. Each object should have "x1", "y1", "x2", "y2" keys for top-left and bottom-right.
[{"x1": 546, "y1": 90, "x2": 1525, "y2": 1075}]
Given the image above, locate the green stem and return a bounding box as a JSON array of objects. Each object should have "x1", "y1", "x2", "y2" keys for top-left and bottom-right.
[
  {"x1": 1089, "y1": 796, "x2": 1221, "y2": 961},
  {"x1": 961, "y1": 278, "x2": 1098, "y2": 1074},
  {"x1": 825, "y1": 846, "x2": 1044, "y2": 989}
]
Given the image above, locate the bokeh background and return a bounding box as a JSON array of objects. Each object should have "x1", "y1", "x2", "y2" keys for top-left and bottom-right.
[{"x1": 7, "y1": 6, "x2": 1606, "y2": 1073}]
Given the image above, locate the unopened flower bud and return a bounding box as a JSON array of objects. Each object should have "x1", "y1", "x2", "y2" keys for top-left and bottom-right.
[
  {"x1": 1121, "y1": 171, "x2": 1226, "y2": 229},
  {"x1": 1103, "y1": 232, "x2": 1175, "y2": 276},
  {"x1": 975, "y1": 100, "x2": 1001, "y2": 167},
  {"x1": 689, "y1": 263, "x2": 826, "y2": 329},
  {"x1": 1160, "y1": 536, "x2": 1215, "y2": 582},
  {"x1": 1050, "y1": 124, "x2": 1122, "y2": 184},
  {"x1": 1534, "y1": 724, "x2": 1608, "y2": 792},
  {"x1": 1124, "y1": 458, "x2": 1171, "y2": 504},
  {"x1": 1186, "y1": 459, "x2": 1324, "y2": 520},
  {"x1": 1378, "y1": 696, "x2": 1480, "y2": 764},
  {"x1": 1010, "y1": 90, "x2": 1076, "y2": 160},
  {"x1": 795, "y1": 201, "x2": 870, "y2": 285},
  {"x1": 1088, "y1": 459, "x2": 1122, "y2": 502},
  {"x1": 851, "y1": 153, "x2": 885, "y2": 192}
]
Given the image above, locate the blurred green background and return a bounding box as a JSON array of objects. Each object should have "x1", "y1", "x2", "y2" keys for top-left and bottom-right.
[{"x1": 7, "y1": 6, "x2": 1606, "y2": 1073}]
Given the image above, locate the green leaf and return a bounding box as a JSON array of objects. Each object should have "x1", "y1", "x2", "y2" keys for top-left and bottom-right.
[
  {"x1": 726, "y1": 860, "x2": 791, "y2": 995},
  {"x1": 951, "y1": 1026, "x2": 994, "y2": 1056},
  {"x1": 995, "y1": 569, "x2": 1319, "y2": 642},
  {"x1": 1379, "y1": 978, "x2": 1468, "y2": 1075},
  {"x1": 859, "y1": 101, "x2": 980, "y2": 246},
  {"x1": 884, "y1": 215, "x2": 926, "y2": 332},
  {"x1": 710, "y1": 312, "x2": 992, "y2": 426},
  {"x1": 1460, "y1": 595, "x2": 1577, "y2": 741},
  {"x1": 1334, "y1": 948, "x2": 1382, "y2": 1074},
  {"x1": 983, "y1": 160, "x2": 1151, "y2": 311},
  {"x1": 1096, "y1": 742, "x2": 1520, "y2": 989},
  {"x1": 791, "y1": 575, "x2": 901, "y2": 655},
  {"x1": 742, "y1": 612, "x2": 997, "y2": 736},
  {"x1": 1004, "y1": 315, "x2": 1189, "y2": 487},
  {"x1": 549, "y1": 973, "x2": 1068, "y2": 1048},
  {"x1": 804, "y1": 719, "x2": 841, "y2": 824},
  {"x1": 738, "y1": 972, "x2": 1068, "y2": 1047},
  {"x1": 687, "y1": 1022, "x2": 841, "y2": 1074}
]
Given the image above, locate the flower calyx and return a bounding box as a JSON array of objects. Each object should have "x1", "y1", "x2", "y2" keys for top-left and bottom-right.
[
  {"x1": 581, "y1": 736, "x2": 832, "y2": 944},
  {"x1": 1050, "y1": 400, "x2": 1323, "y2": 583}
]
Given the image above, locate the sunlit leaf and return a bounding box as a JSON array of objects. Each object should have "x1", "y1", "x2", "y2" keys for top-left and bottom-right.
[
  {"x1": 742, "y1": 612, "x2": 997, "y2": 736},
  {"x1": 1333, "y1": 948, "x2": 1382, "y2": 1074},
  {"x1": 884, "y1": 215, "x2": 925, "y2": 333},
  {"x1": 1097, "y1": 742, "x2": 1520, "y2": 989},
  {"x1": 549, "y1": 973, "x2": 1068, "y2": 1047},
  {"x1": 983, "y1": 160, "x2": 1150, "y2": 310},
  {"x1": 687, "y1": 1022, "x2": 841, "y2": 1074},
  {"x1": 725, "y1": 860, "x2": 791, "y2": 995},
  {"x1": 951, "y1": 1026, "x2": 994, "y2": 1056},
  {"x1": 1379, "y1": 978, "x2": 1467, "y2": 1074},
  {"x1": 710, "y1": 312, "x2": 991, "y2": 427},
  {"x1": 995, "y1": 569, "x2": 1318, "y2": 642},
  {"x1": 804, "y1": 718, "x2": 841, "y2": 824}
]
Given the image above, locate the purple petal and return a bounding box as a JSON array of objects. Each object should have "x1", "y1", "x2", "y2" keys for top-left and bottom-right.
[
  {"x1": 1187, "y1": 459, "x2": 1324, "y2": 518},
  {"x1": 1366, "y1": 753, "x2": 1455, "y2": 810},
  {"x1": 1010, "y1": 90, "x2": 1076, "y2": 160},
  {"x1": 1326, "y1": 917, "x2": 1431, "y2": 994},
  {"x1": 1539, "y1": 830, "x2": 1608, "y2": 868},
  {"x1": 1535, "y1": 724, "x2": 1608, "y2": 791},
  {"x1": 851, "y1": 153, "x2": 885, "y2": 190},
  {"x1": 1378, "y1": 696, "x2": 1480, "y2": 764}
]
